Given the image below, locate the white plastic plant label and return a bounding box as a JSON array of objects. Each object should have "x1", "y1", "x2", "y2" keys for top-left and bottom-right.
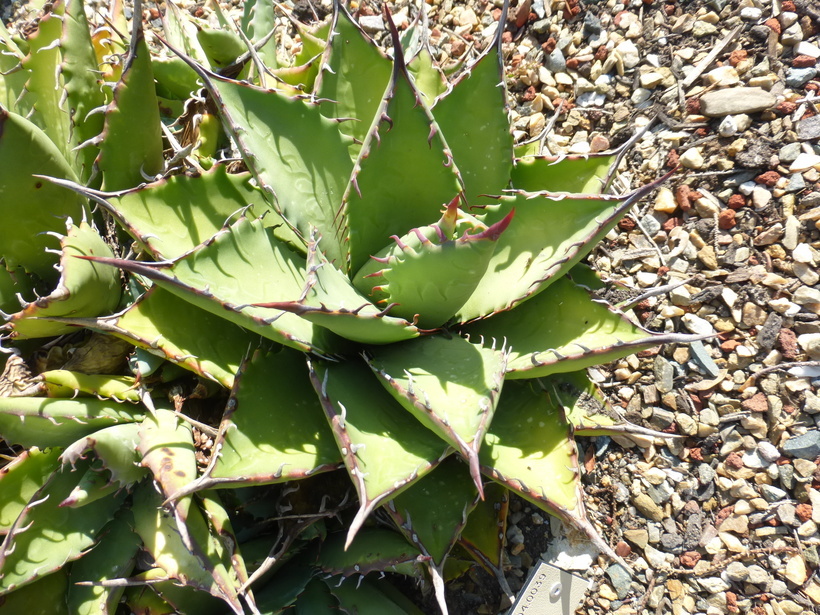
[{"x1": 508, "y1": 560, "x2": 592, "y2": 615}]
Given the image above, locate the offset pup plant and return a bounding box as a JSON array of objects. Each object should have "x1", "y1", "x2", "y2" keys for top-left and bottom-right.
[{"x1": 0, "y1": 0, "x2": 694, "y2": 612}]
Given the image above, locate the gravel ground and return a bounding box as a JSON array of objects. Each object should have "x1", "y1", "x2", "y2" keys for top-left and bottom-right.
[{"x1": 4, "y1": 0, "x2": 820, "y2": 614}]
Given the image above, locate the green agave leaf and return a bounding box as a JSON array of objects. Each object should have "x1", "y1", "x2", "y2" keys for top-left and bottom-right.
[
  {"x1": 543, "y1": 370, "x2": 672, "y2": 439},
  {"x1": 197, "y1": 491, "x2": 250, "y2": 591},
  {"x1": 342, "y1": 29, "x2": 463, "y2": 274},
  {"x1": 457, "y1": 482, "x2": 508, "y2": 572},
  {"x1": 294, "y1": 579, "x2": 341, "y2": 614},
  {"x1": 0, "y1": 108, "x2": 83, "y2": 278},
  {"x1": 175, "y1": 51, "x2": 352, "y2": 266},
  {"x1": 252, "y1": 548, "x2": 316, "y2": 614},
  {"x1": 479, "y1": 380, "x2": 581, "y2": 520},
  {"x1": 0, "y1": 458, "x2": 126, "y2": 595},
  {"x1": 0, "y1": 22, "x2": 28, "y2": 111},
  {"x1": 0, "y1": 568, "x2": 69, "y2": 615},
  {"x1": 184, "y1": 349, "x2": 341, "y2": 490},
  {"x1": 0, "y1": 266, "x2": 34, "y2": 316},
  {"x1": 141, "y1": 568, "x2": 229, "y2": 615},
  {"x1": 4, "y1": 220, "x2": 122, "y2": 340},
  {"x1": 256, "y1": 235, "x2": 419, "y2": 345},
  {"x1": 308, "y1": 360, "x2": 449, "y2": 548},
  {"x1": 326, "y1": 575, "x2": 426, "y2": 615},
  {"x1": 197, "y1": 29, "x2": 247, "y2": 69},
  {"x1": 163, "y1": 0, "x2": 210, "y2": 67},
  {"x1": 407, "y1": 47, "x2": 447, "y2": 105},
  {"x1": 87, "y1": 166, "x2": 300, "y2": 261},
  {"x1": 239, "y1": 0, "x2": 279, "y2": 71},
  {"x1": 0, "y1": 397, "x2": 145, "y2": 448},
  {"x1": 480, "y1": 380, "x2": 633, "y2": 567},
  {"x1": 315, "y1": 5, "x2": 392, "y2": 159},
  {"x1": 138, "y1": 409, "x2": 197, "y2": 530},
  {"x1": 61, "y1": 287, "x2": 256, "y2": 388},
  {"x1": 131, "y1": 483, "x2": 244, "y2": 614},
  {"x1": 466, "y1": 276, "x2": 673, "y2": 379},
  {"x1": 366, "y1": 334, "x2": 506, "y2": 493},
  {"x1": 455, "y1": 187, "x2": 654, "y2": 322},
  {"x1": 319, "y1": 528, "x2": 422, "y2": 578},
  {"x1": 432, "y1": 18, "x2": 512, "y2": 207},
  {"x1": 0, "y1": 448, "x2": 62, "y2": 531},
  {"x1": 542, "y1": 370, "x2": 620, "y2": 433},
  {"x1": 20, "y1": 3, "x2": 70, "y2": 161},
  {"x1": 57, "y1": 463, "x2": 120, "y2": 508},
  {"x1": 123, "y1": 584, "x2": 177, "y2": 614},
  {"x1": 386, "y1": 456, "x2": 479, "y2": 566},
  {"x1": 152, "y1": 56, "x2": 203, "y2": 100},
  {"x1": 61, "y1": 0, "x2": 106, "y2": 184},
  {"x1": 96, "y1": 28, "x2": 164, "y2": 191},
  {"x1": 353, "y1": 202, "x2": 512, "y2": 328},
  {"x1": 38, "y1": 370, "x2": 140, "y2": 401},
  {"x1": 87, "y1": 216, "x2": 335, "y2": 355},
  {"x1": 67, "y1": 510, "x2": 141, "y2": 615},
  {"x1": 61, "y1": 422, "x2": 146, "y2": 487},
  {"x1": 510, "y1": 153, "x2": 615, "y2": 194},
  {"x1": 287, "y1": 19, "x2": 328, "y2": 93}
]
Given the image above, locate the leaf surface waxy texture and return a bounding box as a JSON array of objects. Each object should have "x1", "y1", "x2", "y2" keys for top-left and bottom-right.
[
  {"x1": 309, "y1": 360, "x2": 448, "y2": 546},
  {"x1": 467, "y1": 276, "x2": 651, "y2": 378},
  {"x1": 208, "y1": 349, "x2": 341, "y2": 486}
]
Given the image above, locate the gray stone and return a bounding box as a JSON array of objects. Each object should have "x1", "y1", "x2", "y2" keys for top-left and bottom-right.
[
  {"x1": 699, "y1": 576, "x2": 731, "y2": 593},
  {"x1": 780, "y1": 463, "x2": 796, "y2": 490},
  {"x1": 661, "y1": 533, "x2": 684, "y2": 553},
  {"x1": 760, "y1": 483, "x2": 788, "y2": 502},
  {"x1": 779, "y1": 143, "x2": 803, "y2": 164},
  {"x1": 689, "y1": 341, "x2": 720, "y2": 377},
  {"x1": 546, "y1": 49, "x2": 566, "y2": 73},
  {"x1": 683, "y1": 514, "x2": 703, "y2": 549},
  {"x1": 747, "y1": 564, "x2": 772, "y2": 586},
  {"x1": 787, "y1": 173, "x2": 806, "y2": 193},
  {"x1": 357, "y1": 15, "x2": 385, "y2": 32},
  {"x1": 647, "y1": 480, "x2": 675, "y2": 505},
  {"x1": 724, "y1": 561, "x2": 749, "y2": 582},
  {"x1": 783, "y1": 431, "x2": 820, "y2": 460},
  {"x1": 757, "y1": 312, "x2": 783, "y2": 351},
  {"x1": 771, "y1": 579, "x2": 788, "y2": 596},
  {"x1": 777, "y1": 503, "x2": 798, "y2": 526},
  {"x1": 757, "y1": 441, "x2": 781, "y2": 463},
  {"x1": 699, "y1": 87, "x2": 776, "y2": 117},
  {"x1": 606, "y1": 563, "x2": 632, "y2": 599},
  {"x1": 698, "y1": 463, "x2": 716, "y2": 485},
  {"x1": 799, "y1": 115, "x2": 820, "y2": 142},
  {"x1": 786, "y1": 68, "x2": 818, "y2": 88}
]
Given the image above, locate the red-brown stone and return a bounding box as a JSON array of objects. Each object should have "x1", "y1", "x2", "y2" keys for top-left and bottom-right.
[
  {"x1": 727, "y1": 194, "x2": 746, "y2": 210},
  {"x1": 741, "y1": 392, "x2": 769, "y2": 413},
  {"x1": 680, "y1": 551, "x2": 702, "y2": 567},
  {"x1": 764, "y1": 17, "x2": 781, "y2": 35},
  {"x1": 718, "y1": 209, "x2": 736, "y2": 230},
  {"x1": 793, "y1": 55, "x2": 818, "y2": 68},
  {"x1": 755, "y1": 171, "x2": 780, "y2": 187},
  {"x1": 725, "y1": 452, "x2": 744, "y2": 470},
  {"x1": 778, "y1": 328, "x2": 799, "y2": 360}
]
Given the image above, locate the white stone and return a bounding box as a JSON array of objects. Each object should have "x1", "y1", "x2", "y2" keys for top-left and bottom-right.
[
  {"x1": 795, "y1": 41, "x2": 820, "y2": 59},
  {"x1": 707, "y1": 66, "x2": 740, "y2": 87},
  {"x1": 798, "y1": 334, "x2": 820, "y2": 360},
  {"x1": 680, "y1": 148, "x2": 705, "y2": 169},
  {"x1": 791, "y1": 154, "x2": 820, "y2": 173},
  {"x1": 616, "y1": 40, "x2": 641, "y2": 68},
  {"x1": 793, "y1": 243, "x2": 816, "y2": 264},
  {"x1": 752, "y1": 186, "x2": 772, "y2": 209},
  {"x1": 739, "y1": 6, "x2": 762, "y2": 20},
  {"x1": 718, "y1": 115, "x2": 738, "y2": 137},
  {"x1": 682, "y1": 313, "x2": 714, "y2": 336}
]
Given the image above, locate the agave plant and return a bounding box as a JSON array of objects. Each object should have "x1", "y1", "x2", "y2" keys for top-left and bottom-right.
[{"x1": 0, "y1": 0, "x2": 695, "y2": 612}]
